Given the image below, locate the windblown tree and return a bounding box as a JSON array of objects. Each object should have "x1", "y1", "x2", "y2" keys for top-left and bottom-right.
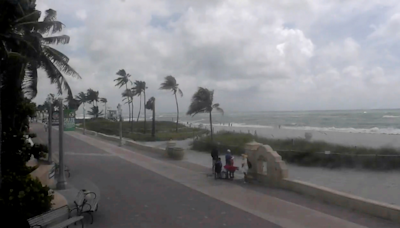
[
  {"x1": 86, "y1": 89, "x2": 102, "y2": 118},
  {"x1": 114, "y1": 69, "x2": 132, "y2": 122},
  {"x1": 75, "y1": 91, "x2": 87, "y2": 107},
  {"x1": 86, "y1": 88, "x2": 99, "y2": 107},
  {"x1": 145, "y1": 97, "x2": 156, "y2": 138},
  {"x1": 122, "y1": 88, "x2": 136, "y2": 131},
  {"x1": 87, "y1": 106, "x2": 103, "y2": 119},
  {"x1": 134, "y1": 80, "x2": 147, "y2": 133},
  {"x1": 100, "y1": 98, "x2": 107, "y2": 119},
  {"x1": 2, "y1": 7, "x2": 80, "y2": 127},
  {"x1": 186, "y1": 87, "x2": 224, "y2": 141},
  {"x1": 160, "y1": 75, "x2": 183, "y2": 132},
  {"x1": 0, "y1": 3, "x2": 81, "y2": 216}
]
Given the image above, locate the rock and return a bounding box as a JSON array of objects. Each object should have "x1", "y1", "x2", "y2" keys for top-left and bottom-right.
[{"x1": 167, "y1": 147, "x2": 184, "y2": 160}]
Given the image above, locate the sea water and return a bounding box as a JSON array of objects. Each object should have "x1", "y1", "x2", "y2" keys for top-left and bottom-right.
[{"x1": 155, "y1": 109, "x2": 400, "y2": 135}]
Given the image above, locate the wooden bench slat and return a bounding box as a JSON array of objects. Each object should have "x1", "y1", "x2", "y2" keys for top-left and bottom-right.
[
  {"x1": 28, "y1": 206, "x2": 70, "y2": 227},
  {"x1": 49, "y1": 216, "x2": 84, "y2": 228}
]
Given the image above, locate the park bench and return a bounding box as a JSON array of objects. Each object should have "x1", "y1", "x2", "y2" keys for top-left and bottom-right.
[
  {"x1": 28, "y1": 205, "x2": 84, "y2": 228},
  {"x1": 71, "y1": 189, "x2": 99, "y2": 224}
]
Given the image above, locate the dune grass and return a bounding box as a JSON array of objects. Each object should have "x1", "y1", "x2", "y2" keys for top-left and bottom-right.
[
  {"x1": 191, "y1": 131, "x2": 400, "y2": 170},
  {"x1": 84, "y1": 118, "x2": 208, "y2": 141}
]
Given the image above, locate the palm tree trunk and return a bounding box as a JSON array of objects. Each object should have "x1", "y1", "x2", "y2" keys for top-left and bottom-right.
[
  {"x1": 143, "y1": 90, "x2": 146, "y2": 134},
  {"x1": 174, "y1": 93, "x2": 179, "y2": 132},
  {"x1": 209, "y1": 111, "x2": 213, "y2": 141},
  {"x1": 0, "y1": 74, "x2": 2, "y2": 189},
  {"x1": 137, "y1": 94, "x2": 142, "y2": 122}
]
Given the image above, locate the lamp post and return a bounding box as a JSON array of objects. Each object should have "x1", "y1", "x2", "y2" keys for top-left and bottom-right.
[
  {"x1": 117, "y1": 104, "x2": 122, "y2": 147},
  {"x1": 56, "y1": 98, "x2": 67, "y2": 189},
  {"x1": 83, "y1": 102, "x2": 86, "y2": 135},
  {"x1": 46, "y1": 97, "x2": 52, "y2": 164}
]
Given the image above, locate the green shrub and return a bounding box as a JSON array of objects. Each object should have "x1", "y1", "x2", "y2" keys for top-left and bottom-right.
[
  {"x1": 85, "y1": 119, "x2": 209, "y2": 141},
  {"x1": 29, "y1": 144, "x2": 48, "y2": 159},
  {"x1": 191, "y1": 131, "x2": 400, "y2": 170},
  {"x1": 0, "y1": 173, "x2": 53, "y2": 219}
]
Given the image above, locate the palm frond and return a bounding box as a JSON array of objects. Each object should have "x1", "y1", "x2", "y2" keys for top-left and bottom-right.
[
  {"x1": 39, "y1": 54, "x2": 72, "y2": 96},
  {"x1": 15, "y1": 10, "x2": 41, "y2": 23},
  {"x1": 116, "y1": 69, "x2": 127, "y2": 77},
  {"x1": 186, "y1": 87, "x2": 216, "y2": 116},
  {"x1": 42, "y1": 35, "x2": 70, "y2": 45},
  {"x1": 213, "y1": 106, "x2": 224, "y2": 115},
  {"x1": 178, "y1": 88, "x2": 183, "y2": 97},
  {"x1": 42, "y1": 46, "x2": 80, "y2": 78},
  {"x1": 23, "y1": 62, "x2": 38, "y2": 99},
  {"x1": 43, "y1": 9, "x2": 57, "y2": 22},
  {"x1": 16, "y1": 21, "x2": 64, "y2": 34},
  {"x1": 43, "y1": 45, "x2": 69, "y2": 61},
  {"x1": 159, "y1": 75, "x2": 177, "y2": 90},
  {"x1": 100, "y1": 98, "x2": 107, "y2": 103}
]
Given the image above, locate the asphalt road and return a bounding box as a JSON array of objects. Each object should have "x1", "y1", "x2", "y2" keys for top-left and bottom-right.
[{"x1": 31, "y1": 123, "x2": 280, "y2": 228}]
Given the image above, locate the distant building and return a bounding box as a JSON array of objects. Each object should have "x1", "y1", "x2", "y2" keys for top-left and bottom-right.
[{"x1": 108, "y1": 110, "x2": 117, "y2": 121}]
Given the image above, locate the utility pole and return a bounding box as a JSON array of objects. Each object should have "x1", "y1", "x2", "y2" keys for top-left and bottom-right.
[
  {"x1": 118, "y1": 104, "x2": 122, "y2": 147},
  {"x1": 57, "y1": 98, "x2": 67, "y2": 189}
]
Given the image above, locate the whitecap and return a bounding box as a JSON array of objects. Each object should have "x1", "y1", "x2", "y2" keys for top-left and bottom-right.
[{"x1": 383, "y1": 115, "x2": 400, "y2": 118}]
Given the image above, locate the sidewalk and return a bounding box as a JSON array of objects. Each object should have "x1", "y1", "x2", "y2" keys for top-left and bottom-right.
[{"x1": 66, "y1": 131, "x2": 371, "y2": 228}]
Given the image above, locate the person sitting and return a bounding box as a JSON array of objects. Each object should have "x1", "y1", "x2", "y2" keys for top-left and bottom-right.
[
  {"x1": 225, "y1": 149, "x2": 232, "y2": 166},
  {"x1": 214, "y1": 157, "x2": 222, "y2": 178}
]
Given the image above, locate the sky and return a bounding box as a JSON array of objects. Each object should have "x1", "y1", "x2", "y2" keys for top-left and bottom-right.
[{"x1": 33, "y1": 0, "x2": 400, "y2": 115}]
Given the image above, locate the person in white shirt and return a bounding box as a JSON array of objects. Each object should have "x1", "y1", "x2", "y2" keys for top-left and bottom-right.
[{"x1": 241, "y1": 154, "x2": 249, "y2": 183}]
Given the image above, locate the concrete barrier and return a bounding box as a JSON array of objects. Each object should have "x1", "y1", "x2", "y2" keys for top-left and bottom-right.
[
  {"x1": 280, "y1": 179, "x2": 400, "y2": 223},
  {"x1": 125, "y1": 139, "x2": 166, "y2": 154},
  {"x1": 244, "y1": 141, "x2": 400, "y2": 224}
]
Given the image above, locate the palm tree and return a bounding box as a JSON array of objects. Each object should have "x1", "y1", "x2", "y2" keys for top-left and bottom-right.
[
  {"x1": 134, "y1": 81, "x2": 148, "y2": 133},
  {"x1": 86, "y1": 89, "x2": 99, "y2": 107},
  {"x1": 75, "y1": 91, "x2": 87, "y2": 106},
  {"x1": 100, "y1": 98, "x2": 107, "y2": 119},
  {"x1": 145, "y1": 97, "x2": 156, "y2": 138},
  {"x1": 75, "y1": 91, "x2": 88, "y2": 133},
  {"x1": 186, "y1": 87, "x2": 224, "y2": 141},
  {"x1": 2, "y1": 7, "x2": 80, "y2": 136},
  {"x1": 20, "y1": 8, "x2": 80, "y2": 99},
  {"x1": 87, "y1": 106, "x2": 103, "y2": 118},
  {"x1": 160, "y1": 76, "x2": 183, "y2": 132},
  {"x1": 122, "y1": 88, "x2": 136, "y2": 131},
  {"x1": 0, "y1": 3, "x2": 80, "y2": 190},
  {"x1": 114, "y1": 69, "x2": 131, "y2": 122}
]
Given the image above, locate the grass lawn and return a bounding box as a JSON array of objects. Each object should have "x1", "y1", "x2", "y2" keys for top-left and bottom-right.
[
  {"x1": 191, "y1": 131, "x2": 400, "y2": 170},
  {"x1": 84, "y1": 118, "x2": 209, "y2": 141}
]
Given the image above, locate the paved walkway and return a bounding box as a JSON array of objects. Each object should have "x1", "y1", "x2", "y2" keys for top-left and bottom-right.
[
  {"x1": 144, "y1": 139, "x2": 400, "y2": 207},
  {"x1": 31, "y1": 124, "x2": 399, "y2": 228}
]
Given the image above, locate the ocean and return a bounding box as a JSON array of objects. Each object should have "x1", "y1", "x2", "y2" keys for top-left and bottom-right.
[
  {"x1": 75, "y1": 109, "x2": 400, "y2": 135},
  {"x1": 154, "y1": 109, "x2": 400, "y2": 135}
]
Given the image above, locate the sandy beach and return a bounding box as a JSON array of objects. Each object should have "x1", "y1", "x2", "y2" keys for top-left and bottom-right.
[{"x1": 209, "y1": 125, "x2": 400, "y2": 149}]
